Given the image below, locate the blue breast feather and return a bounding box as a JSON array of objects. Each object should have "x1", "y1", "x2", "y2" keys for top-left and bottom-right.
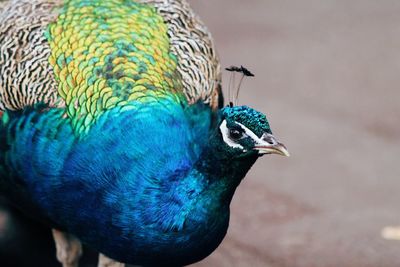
[{"x1": 0, "y1": 99, "x2": 229, "y2": 264}]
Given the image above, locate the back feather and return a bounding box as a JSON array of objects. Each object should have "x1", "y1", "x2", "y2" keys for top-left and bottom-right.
[{"x1": 0, "y1": 0, "x2": 222, "y2": 132}]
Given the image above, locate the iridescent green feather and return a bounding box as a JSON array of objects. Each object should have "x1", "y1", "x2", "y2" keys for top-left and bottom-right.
[{"x1": 47, "y1": 0, "x2": 185, "y2": 133}]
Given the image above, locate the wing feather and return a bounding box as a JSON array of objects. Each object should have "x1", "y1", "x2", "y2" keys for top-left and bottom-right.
[{"x1": 0, "y1": 0, "x2": 223, "y2": 125}]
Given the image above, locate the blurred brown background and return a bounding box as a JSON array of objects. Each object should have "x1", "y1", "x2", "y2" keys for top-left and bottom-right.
[
  {"x1": 1, "y1": 0, "x2": 400, "y2": 266},
  {"x1": 188, "y1": 0, "x2": 400, "y2": 266}
]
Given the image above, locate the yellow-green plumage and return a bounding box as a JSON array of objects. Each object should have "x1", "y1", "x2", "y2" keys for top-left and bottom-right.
[{"x1": 47, "y1": 0, "x2": 185, "y2": 133}]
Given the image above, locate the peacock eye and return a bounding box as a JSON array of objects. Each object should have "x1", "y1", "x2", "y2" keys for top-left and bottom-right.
[{"x1": 229, "y1": 129, "x2": 244, "y2": 140}]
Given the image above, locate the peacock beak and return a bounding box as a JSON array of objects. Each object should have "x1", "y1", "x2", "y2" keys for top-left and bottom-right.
[{"x1": 254, "y1": 133, "x2": 290, "y2": 157}]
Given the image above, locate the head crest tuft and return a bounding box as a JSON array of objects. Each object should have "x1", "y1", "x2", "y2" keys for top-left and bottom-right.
[{"x1": 225, "y1": 65, "x2": 255, "y2": 106}]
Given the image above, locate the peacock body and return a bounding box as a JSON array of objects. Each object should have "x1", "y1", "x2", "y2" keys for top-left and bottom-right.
[{"x1": 0, "y1": 0, "x2": 288, "y2": 266}]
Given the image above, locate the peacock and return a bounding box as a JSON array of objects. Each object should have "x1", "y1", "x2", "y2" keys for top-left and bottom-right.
[{"x1": 0, "y1": 0, "x2": 289, "y2": 266}]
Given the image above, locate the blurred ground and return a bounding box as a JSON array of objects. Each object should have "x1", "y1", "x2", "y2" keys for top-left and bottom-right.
[
  {"x1": 188, "y1": 0, "x2": 400, "y2": 266},
  {"x1": 2, "y1": 0, "x2": 400, "y2": 266}
]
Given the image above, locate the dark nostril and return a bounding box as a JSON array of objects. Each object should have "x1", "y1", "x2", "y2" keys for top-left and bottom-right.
[
  {"x1": 262, "y1": 134, "x2": 277, "y2": 145},
  {"x1": 265, "y1": 138, "x2": 275, "y2": 144}
]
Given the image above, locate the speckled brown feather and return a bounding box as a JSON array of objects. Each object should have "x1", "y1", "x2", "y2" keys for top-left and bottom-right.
[
  {"x1": 140, "y1": 0, "x2": 222, "y2": 109},
  {"x1": 0, "y1": 0, "x2": 64, "y2": 111}
]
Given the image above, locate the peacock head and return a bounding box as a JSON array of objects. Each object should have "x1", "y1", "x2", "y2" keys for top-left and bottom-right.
[{"x1": 218, "y1": 105, "x2": 289, "y2": 158}]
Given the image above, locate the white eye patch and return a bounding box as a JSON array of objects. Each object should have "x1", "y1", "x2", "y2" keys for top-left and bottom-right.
[
  {"x1": 235, "y1": 122, "x2": 265, "y2": 145},
  {"x1": 219, "y1": 120, "x2": 265, "y2": 151},
  {"x1": 220, "y1": 120, "x2": 244, "y2": 149}
]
